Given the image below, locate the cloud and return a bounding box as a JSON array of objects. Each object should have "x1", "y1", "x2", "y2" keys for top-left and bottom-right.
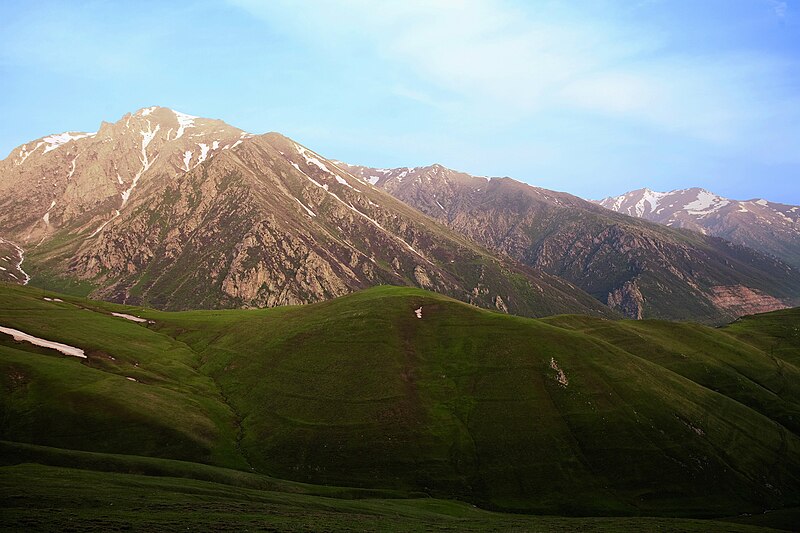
[
  {"x1": 768, "y1": 0, "x2": 788, "y2": 18},
  {"x1": 230, "y1": 0, "x2": 799, "y2": 159}
]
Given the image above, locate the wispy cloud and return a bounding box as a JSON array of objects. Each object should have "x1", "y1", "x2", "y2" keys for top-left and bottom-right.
[
  {"x1": 768, "y1": 0, "x2": 788, "y2": 18},
  {"x1": 230, "y1": 0, "x2": 798, "y2": 155}
]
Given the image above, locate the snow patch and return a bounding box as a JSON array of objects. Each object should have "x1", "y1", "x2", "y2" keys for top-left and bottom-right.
[
  {"x1": 0, "y1": 326, "x2": 85, "y2": 358},
  {"x1": 295, "y1": 143, "x2": 333, "y2": 174},
  {"x1": 121, "y1": 121, "x2": 159, "y2": 206},
  {"x1": 15, "y1": 142, "x2": 44, "y2": 166},
  {"x1": 295, "y1": 198, "x2": 317, "y2": 217},
  {"x1": 126, "y1": 376, "x2": 138, "y2": 382},
  {"x1": 756, "y1": 199, "x2": 769, "y2": 206},
  {"x1": 111, "y1": 312, "x2": 148, "y2": 323},
  {"x1": 89, "y1": 210, "x2": 120, "y2": 238},
  {"x1": 196, "y1": 143, "x2": 210, "y2": 165},
  {"x1": 42, "y1": 132, "x2": 95, "y2": 154},
  {"x1": 172, "y1": 109, "x2": 197, "y2": 140},
  {"x1": 632, "y1": 189, "x2": 667, "y2": 217},
  {"x1": 0, "y1": 238, "x2": 30, "y2": 285},
  {"x1": 683, "y1": 190, "x2": 729, "y2": 215},
  {"x1": 183, "y1": 150, "x2": 192, "y2": 171},
  {"x1": 414, "y1": 307, "x2": 423, "y2": 319},
  {"x1": 335, "y1": 175, "x2": 354, "y2": 189}
]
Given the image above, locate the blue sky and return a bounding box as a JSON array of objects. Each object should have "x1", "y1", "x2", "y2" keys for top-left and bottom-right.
[{"x1": 1, "y1": 0, "x2": 799, "y2": 203}]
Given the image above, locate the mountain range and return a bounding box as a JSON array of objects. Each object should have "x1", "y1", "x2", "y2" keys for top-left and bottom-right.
[
  {"x1": 596, "y1": 187, "x2": 800, "y2": 268},
  {"x1": 0, "y1": 107, "x2": 608, "y2": 318},
  {"x1": 1, "y1": 106, "x2": 799, "y2": 323},
  {"x1": 340, "y1": 162, "x2": 800, "y2": 322}
]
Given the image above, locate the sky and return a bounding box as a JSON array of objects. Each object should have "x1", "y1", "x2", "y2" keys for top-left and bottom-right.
[{"x1": 1, "y1": 0, "x2": 799, "y2": 203}]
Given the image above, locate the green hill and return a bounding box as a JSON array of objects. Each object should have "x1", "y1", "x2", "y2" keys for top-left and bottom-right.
[{"x1": 1, "y1": 282, "x2": 799, "y2": 530}]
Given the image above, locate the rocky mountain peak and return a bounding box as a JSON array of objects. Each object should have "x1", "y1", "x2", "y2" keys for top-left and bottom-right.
[{"x1": 595, "y1": 187, "x2": 800, "y2": 267}]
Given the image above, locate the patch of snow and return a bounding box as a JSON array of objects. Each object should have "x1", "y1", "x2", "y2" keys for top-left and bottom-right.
[
  {"x1": 89, "y1": 210, "x2": 121, "y2": 238},
  {"x1": 67, "y1": 156, "x2": 78, "y2": 181},
  {"x1": 116, "y1": 173, "x2": 124, "y2": 185},
  {"x1": 0, "y1": 325, "x2": 86, "y2": 358},
  {"x1": 183, "y1": 150, "x2": 192, "y2": 171},
  {"x1": 172, "y1": 109, "x2": 197, "y2": 140},
  {"x1": 295, "y1": 198, "x2": 317, "y2": 217},
  {"x1": 196, "y1": 143, "x2": 210, "y2": 165},
  {"x1": 756, "y1": 199, "x2": 769, "y2": 206},
  {"x1": 126, "y1": 376, "x2": 137, "y2": 382},
  {"x1": 0, "y1": 267, "x2": 5, "y2": 271},
  {"x1": 140, "y1": 106, "x2": 157, "y2": 116},
  {"x1": 0, "y1": 238, "x2": 30, "y2": 285},
  {"x1": 121, "y1": 121, "x2": 160, "y2": 206},
  {"x1": 632, "y1": 189, "x2": 667, "y2": 217},
  {"x1": 212, "y1": 140, "x2": 220, "y2": 150},
  {"x1": 683, "y1": 190, "x2": 730, "y2": 216},
  {"x1": 738, "y1": 205, "x2": 749, "y2": 213},
  {"x1": 42, "y1": 132, "x2": 95, "y2": 154},
  {"x1": 435, "y1": 200, "x2": 445, "y2": 211},
  {"x1": 15, "y1": 142, "x2": 44, "y2": 166},
  {"x1": 295, "y1": 143, "x2": 333, "y2": 174},
  {"x1": 230, "y1": 140, "x2": 243, "y2": 149},
  {"x1": 335, "y1": 175, "x2": 354, "y2": 189},
  {"x1": 365, "y1": 175, "x2": 381, "y2": 185},
  {"x1": 291, "y1": 161, "x2": 432, "y2": 264},
  {"x1": 111, "y1": 312, "x2": 148, "y2": 323},
  {"x1": 414, "y1": 307, "x2": 423, "y2": 319}
]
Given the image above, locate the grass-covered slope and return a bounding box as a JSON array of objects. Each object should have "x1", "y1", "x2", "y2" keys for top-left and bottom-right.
[{"x1": 1, "y1": 282, "x2": 799, "y2": 526}]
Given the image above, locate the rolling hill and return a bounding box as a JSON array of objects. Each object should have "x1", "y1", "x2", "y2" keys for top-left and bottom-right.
[{"x1": 1, "y1": 282, "x2": 799, "y2": 527}]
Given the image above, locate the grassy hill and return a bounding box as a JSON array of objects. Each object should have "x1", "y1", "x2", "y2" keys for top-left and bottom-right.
[{"x1": 1, "y1": 281, "x2": 799, "y2": 530}]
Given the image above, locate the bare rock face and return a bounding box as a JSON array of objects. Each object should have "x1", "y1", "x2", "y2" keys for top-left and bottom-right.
[
  {"x1": 341, "y1": 163, "x2": 800, "y2": 323},
  {"x1": 595, "y1": 188, "x2": 800, "y2": 269},
  {"x1": 0, "y1": 109, "x2": 613, "y2": 318},
  {"x1": 607, "y1": 279, "x2": 644, "y2": 320},
  {"x1": 708, "y1": 285, "x2": 787, "y2": 317}
]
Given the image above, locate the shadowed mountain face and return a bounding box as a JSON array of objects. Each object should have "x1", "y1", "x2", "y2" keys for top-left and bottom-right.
[
  {"x1": 339, "y1": 162, "x2": 800, "y2": 322},
  {"x1": 595, "y1": 187, "x2": 800, "y2": 269},
  {"x1": 0, "y1": 108, "x2": 610, "y2": 317}
]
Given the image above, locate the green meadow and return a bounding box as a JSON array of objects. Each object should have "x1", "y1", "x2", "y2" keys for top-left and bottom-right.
[{"x1": 1, "y1": 282, "x2": 798, "y2": 531}]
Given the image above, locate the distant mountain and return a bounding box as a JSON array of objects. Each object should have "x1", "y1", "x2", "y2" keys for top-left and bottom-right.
[
  {"x1": 0, "y1": 107, "x2": 610, "y2": 317},
  {"x1": 339, "y1": 162, "x2": 800, "y2": 322},
  {"x1": 595, "y1": 187, "x2": 800, "y2": 268}
]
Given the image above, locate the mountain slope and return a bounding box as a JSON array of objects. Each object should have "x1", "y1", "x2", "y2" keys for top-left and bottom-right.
[
  {"x1": 1, "y1": 282, "x2": 799, "y2": 518},
  {"x1": 340, "y1": 163, "x2": 800, "y2": 322},
  {"x1": 595, "y1": 187, "x2": 800, "y2": 268},
  {"x1": 0, "y1": 108, "x2": 610, "y2": 317}
]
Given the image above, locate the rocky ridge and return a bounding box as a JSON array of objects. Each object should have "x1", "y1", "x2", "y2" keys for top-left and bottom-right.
[
  {"x1": 595, "y1": 187, "x2": 800, "y2": 268},
  {"x1": 340, "y1": 162, "x2": 800, "y2": 322},
  {"x1": 0, "y1": 108, "x2": 611, "y2": 317}
]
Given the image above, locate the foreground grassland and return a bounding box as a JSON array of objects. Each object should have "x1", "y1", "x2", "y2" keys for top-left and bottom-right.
[{"x1": 1, "y1": 282, "x2": 799, "y2": 530}]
